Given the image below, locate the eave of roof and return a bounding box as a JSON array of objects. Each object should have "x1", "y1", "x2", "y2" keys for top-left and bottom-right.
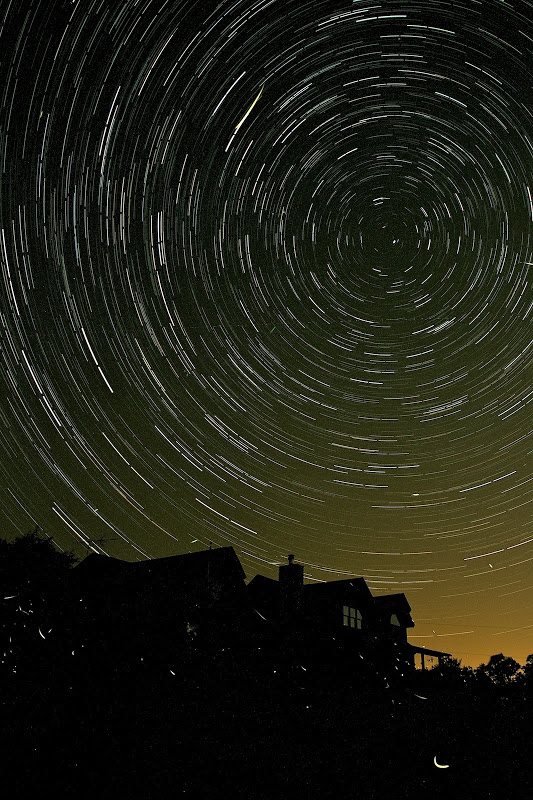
[
  {"x1": 407, "y1": 644, "x2": 451, "y2": 658},
  {"x1": 373, "y1": 592, "x2": 412, "y2": 612}
]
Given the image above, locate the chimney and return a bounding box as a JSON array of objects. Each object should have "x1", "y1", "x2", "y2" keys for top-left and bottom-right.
[{"x1": 279, "y1": 554, "x2": 304, "y2": 625}]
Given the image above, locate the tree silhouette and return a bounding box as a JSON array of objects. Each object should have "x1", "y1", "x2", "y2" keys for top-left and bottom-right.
[
  {"x1": 522, "y1": 654, "x2": 533, "y2": 688},
  {"x1": 437, "y1": 654, "x2": 462, "y2": 674},
  {"x1": 417, "y1": 654, "x2": 477, "y2": 692},
  {"x1": 0, "y1": 527, "x2": 77, "y2": 596},
  {"x1": 0, "y1": 529, "x2": 78, "y2": 681},
  {"x1": 476, "y1": 652, "x2": 522, "y2": 687}
]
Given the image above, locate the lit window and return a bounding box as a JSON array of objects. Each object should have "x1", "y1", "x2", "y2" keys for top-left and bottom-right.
[
  {"x1": 343, "y1": 606, "x2": 362, "y2": 629},
  {"x1": 390, "y1": 613, "x2": 400, "y2": 626}
]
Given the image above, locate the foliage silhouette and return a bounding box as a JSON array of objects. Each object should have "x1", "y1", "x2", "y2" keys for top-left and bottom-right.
[
  {"x1": 0, "y1": 527, "x2": 78, "y2": 595},
  {"x1": 475, "y1": 652, "x2": 522, "y2": 687},
  {"x1": 0, "y1": 528, "x2": 78, "y2": 687},
  {"x1": 523, "y1": 653, "x2": 533, "y2": 685}
]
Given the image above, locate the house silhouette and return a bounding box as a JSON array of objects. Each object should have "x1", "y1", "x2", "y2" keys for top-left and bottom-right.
[
  {"x1": 55, "y1": 546, "x2": 449, "y2": 682},
  {"x1": 248, "y1": 553, "x2": 449, "y2": 678}
]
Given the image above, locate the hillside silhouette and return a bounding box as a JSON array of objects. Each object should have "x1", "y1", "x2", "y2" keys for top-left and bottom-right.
[{"x1": 1, "y1": 532, "x2": 531, "y2": 799}]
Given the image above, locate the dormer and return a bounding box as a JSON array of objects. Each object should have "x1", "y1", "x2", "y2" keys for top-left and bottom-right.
[{"x1": 373, "y1": 593, "x2": 415, "y2": 634}]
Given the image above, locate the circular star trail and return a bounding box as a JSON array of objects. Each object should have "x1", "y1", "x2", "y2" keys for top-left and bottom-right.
[{"x1": 0, "y1": 0, "x2": 532, "y2": 664}]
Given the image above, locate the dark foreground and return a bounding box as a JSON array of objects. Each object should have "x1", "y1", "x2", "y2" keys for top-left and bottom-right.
[{"x1": 2, "y1": 662, "x2": 531, "y2": 800}]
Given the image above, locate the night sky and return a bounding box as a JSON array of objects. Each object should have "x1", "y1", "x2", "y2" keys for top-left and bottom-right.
[{"x1": 0, "y1": 0, "x2": 531, "y2": 668}]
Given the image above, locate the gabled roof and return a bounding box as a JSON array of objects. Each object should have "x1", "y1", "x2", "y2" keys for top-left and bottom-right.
[
  {"x1": 247, "y1": 574, "x2": 277, "y2": 591},
  {"x1": 72, "y1": 551, "x2": 125, "y2": 572},
  {"x1": 70, "y1": 546, "x2": 246, "y2": 593},
  {"x1": 373, "y1": 593, "x2": 412, "y2": 613},
  {"x1": 246, "y1": 574, "x2": 279, "y2": 618},
  {"x1": 129, "y1": 546, "x2": 246, "y2": 581}
]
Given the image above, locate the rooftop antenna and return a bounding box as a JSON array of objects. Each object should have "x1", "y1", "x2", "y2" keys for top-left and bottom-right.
[
  {"x1": 84, "y1": 536, "x2": 117, "y2": 555},
  {"x1": 95, "y1": 536, "x2": 117, "y2": 546}
]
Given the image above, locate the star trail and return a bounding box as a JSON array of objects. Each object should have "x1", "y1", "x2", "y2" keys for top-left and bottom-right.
[{"x1": 0, "y1": 0, "x2": 532, "y2": 666}]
